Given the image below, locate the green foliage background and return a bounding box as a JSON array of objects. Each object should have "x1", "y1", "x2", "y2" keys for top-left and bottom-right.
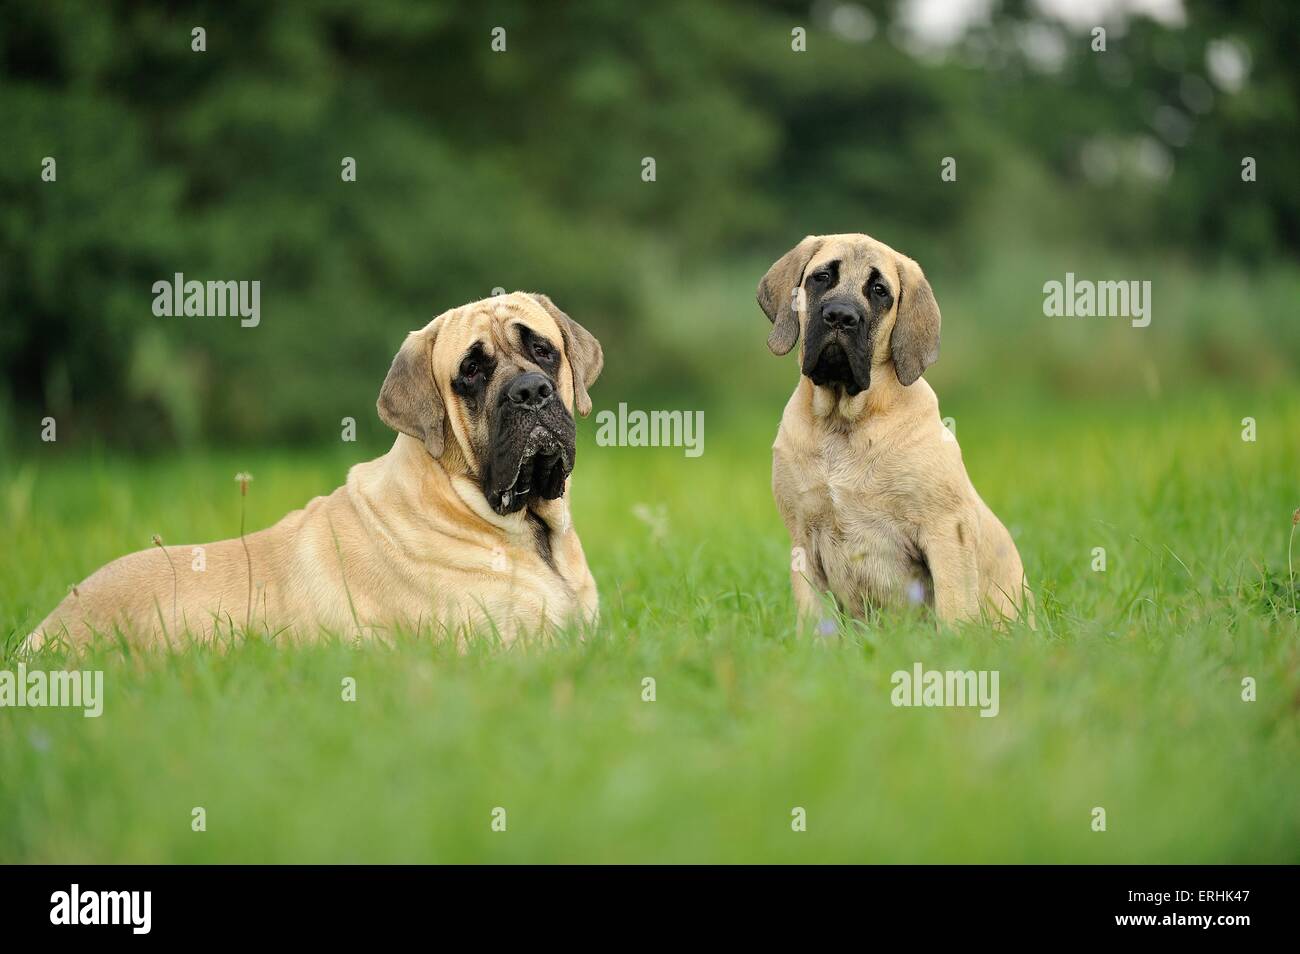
[{"x1": 2, "y1": 0, "x2": 1297, "y2": 448}]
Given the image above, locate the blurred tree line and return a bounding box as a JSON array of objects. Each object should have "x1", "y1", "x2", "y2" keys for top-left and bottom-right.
[{"x1": 2, "y1": 0, "x2": 1296, "y2": 447}]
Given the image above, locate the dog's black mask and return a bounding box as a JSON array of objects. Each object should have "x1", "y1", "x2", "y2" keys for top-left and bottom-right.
[
  {"x1": 481, "y1": 370, "x2": 576, "y2": 516},
  {"x1": 804, "y1": 325, "x2": 873, "y2": 395},
  {"x1": 800, "y1": 260, "x2": 891, "y2": 396}
]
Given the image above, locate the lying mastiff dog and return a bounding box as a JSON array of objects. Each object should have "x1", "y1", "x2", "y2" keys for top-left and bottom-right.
[
  {"x1": 30, "y1": 292, "x2": 602, "y2": 650},
  {"x1": 758, "y1": 233, "x2": 1029, "y2": 629}
]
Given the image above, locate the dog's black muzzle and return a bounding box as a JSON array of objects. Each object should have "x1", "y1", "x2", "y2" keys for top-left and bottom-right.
[
  {"x1": 483, "y1": 372, "x2": 576, "y2": 515},
  {"x1": 803, "y1": 299, "x2": 874, "y2": 395}
]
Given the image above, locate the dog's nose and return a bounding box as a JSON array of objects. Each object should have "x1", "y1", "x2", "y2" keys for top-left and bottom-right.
[
  {"x1": 506, "y1": 372, "x2": 554, "y2": 410},
  {"x1": 821, "y1": 302, "x2": 861, "y2": 330}
]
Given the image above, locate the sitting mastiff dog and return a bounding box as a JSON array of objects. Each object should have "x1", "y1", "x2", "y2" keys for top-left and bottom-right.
[
  {"x1": 758, "y1": 233, "x2": 1029, "y2": 629},
  {"x1": 29, "y1": 292, "x2": 603, "y2": 650}
]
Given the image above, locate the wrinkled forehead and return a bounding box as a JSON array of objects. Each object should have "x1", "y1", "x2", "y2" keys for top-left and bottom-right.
[
  {"x1": 429, "y1": 293, "x2": 563, "y2": 363},
  {"x1": 808, "y1": 234, "x2": 900, "y2": 284}
]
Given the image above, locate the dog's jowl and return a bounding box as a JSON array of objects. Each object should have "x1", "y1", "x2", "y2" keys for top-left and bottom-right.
[
  {"x1": 758, "y1": 233, "x2": 1029, "y2": 628},
  {"x1": 30, "y1": 293, "x2": 603, "y2": 649}
]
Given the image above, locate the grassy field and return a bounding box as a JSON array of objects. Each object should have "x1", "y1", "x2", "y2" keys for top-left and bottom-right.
[{"x1": 2, "y1": 388, "x2": 1298, "y2": 863}]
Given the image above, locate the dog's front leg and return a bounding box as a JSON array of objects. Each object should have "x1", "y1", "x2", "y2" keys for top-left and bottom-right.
[
  {"x1": 786, "y1": 532, "x2": 844, "y2": 637},
  {"x1": 791, "y1": 556, "x2": 827, "y2": 634},
  {"x1": 919, "y1": 522, "x2": 981, "y2": 625}
]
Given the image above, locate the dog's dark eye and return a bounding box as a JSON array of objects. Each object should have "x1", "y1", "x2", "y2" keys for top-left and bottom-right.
[
  {"x1": 453, "y1": 350, "x2": 492, "y2": 399},
  {"x1": 532, "y1": 342, "x2": 554, "y2": 362},
  {"x1": 811, "y1": 270, "x2": 831, "y2": 284},
  {"x1": 872, "y1": 282, "x2": 889, "y2": 298}
]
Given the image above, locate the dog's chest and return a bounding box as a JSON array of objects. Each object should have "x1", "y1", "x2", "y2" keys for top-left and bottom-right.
[{"x1": 784, "y1": 432, "x2": 932, "y2": 611}]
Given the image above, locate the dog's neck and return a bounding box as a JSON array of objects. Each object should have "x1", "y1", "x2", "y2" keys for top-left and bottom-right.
[
  {"x1": 800, "y1": 364, "x2": 928, "y2": 426},
  {"x1": 364, "y1": 434, "x2": 572, "y2": 540}
]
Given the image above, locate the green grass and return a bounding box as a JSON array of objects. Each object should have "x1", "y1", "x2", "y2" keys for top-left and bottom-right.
[{"x1": 2, "y1": 388, "x2": 1298, "y2": 862}]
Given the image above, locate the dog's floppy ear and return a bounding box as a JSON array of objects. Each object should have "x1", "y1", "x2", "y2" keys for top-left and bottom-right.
[
  {"x1": 757, "y1": 235, "x2": 822, "y2": 356},
  {"x1": 528, "y1": 292, "x2": 603, "y2": 416},
  {"x1": 377, "y1": 323, "x2": 446, "y2": 458},
  {"x1": 891, "y1": 253, "x2": 941, "y2": 386}
]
